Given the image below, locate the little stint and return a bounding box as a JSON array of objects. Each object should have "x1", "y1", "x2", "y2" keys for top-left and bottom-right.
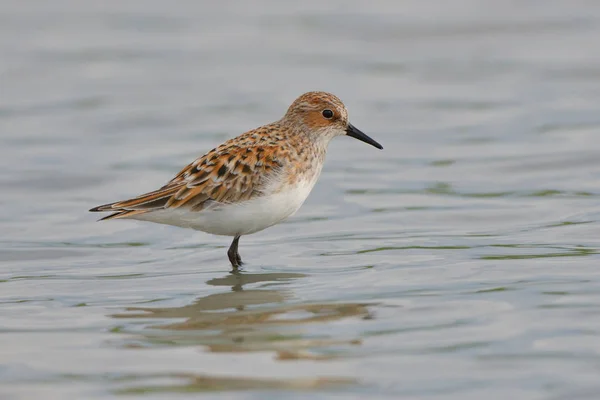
[{"x1": 90, "y1": 92, "x2": 383, "y2": 268}]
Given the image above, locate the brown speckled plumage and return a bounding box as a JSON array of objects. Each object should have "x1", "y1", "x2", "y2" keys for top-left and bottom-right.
[{"x1": 90, "y1": 91, "x2": 382, "y2": 268}]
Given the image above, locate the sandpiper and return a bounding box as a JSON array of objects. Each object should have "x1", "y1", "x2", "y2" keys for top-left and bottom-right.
[{"x1": 90, "y1": 92, "x2": 383, "y2": 268}]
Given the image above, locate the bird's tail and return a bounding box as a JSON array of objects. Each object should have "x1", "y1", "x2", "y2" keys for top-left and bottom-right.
[{"x1": 89, "y1": 185, "x2": 181, "y2": 221}]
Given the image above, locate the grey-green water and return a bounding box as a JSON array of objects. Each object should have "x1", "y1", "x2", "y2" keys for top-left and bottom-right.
[{"x1": 2, "y1": 1, "x2": 600, "y2": 399}]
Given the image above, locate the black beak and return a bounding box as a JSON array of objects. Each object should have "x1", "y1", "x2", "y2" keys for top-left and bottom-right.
[{"x1": 346, "y1": 123, "x2": 383, "y2": 150}]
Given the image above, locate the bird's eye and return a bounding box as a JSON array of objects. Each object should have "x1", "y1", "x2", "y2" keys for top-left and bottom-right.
[{"x1": 322, "y1": 109, "x2": 334, "y2": 119}]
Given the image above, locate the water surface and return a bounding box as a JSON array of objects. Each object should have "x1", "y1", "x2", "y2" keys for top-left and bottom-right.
[{"x1": 2, "y1": 1, "x2": 600, "y2": 399}]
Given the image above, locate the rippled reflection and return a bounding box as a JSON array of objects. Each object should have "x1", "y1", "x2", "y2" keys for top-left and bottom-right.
[
  {"x1": 112, "y1": 373, "x2": 355, "y2": 394},
  {"x1": 111, "y1": 271, "x2": 370, "y2": 359}
]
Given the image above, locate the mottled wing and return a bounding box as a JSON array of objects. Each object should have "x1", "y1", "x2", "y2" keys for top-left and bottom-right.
[
  {"x1": 164, "y1": 142, "x2": 285, "y2": 210},
  {"x1": 90, "y1": 134, "x2": 287, "y2": 219}
]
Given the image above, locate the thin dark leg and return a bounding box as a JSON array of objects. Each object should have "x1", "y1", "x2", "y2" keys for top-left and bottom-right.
[{"x1": 227, "y1": 235, "x2": 243, "y2": 269}]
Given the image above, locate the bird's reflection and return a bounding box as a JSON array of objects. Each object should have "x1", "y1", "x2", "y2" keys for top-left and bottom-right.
[{"x1": 111, "y1": 271, "x2": 371, "y2": 359}]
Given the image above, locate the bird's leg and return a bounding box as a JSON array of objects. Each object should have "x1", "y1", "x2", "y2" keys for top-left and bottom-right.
[{"x1": 227, "y1": 235, "x2": 243, "y2": 269}]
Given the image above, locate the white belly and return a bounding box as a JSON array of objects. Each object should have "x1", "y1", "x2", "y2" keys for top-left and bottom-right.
[{"x1": 131, "y1": 178, "x2": 317, "y2": 236}]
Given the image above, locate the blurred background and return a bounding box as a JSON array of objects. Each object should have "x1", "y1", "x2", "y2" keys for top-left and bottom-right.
[{"x1": 2, "y1": 1, "x2": 600, "y2": 398}]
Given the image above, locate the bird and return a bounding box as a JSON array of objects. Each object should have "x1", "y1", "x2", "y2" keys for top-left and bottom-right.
[{"x1": 90, "y1": 91, "x2": 383, "y2": 269}]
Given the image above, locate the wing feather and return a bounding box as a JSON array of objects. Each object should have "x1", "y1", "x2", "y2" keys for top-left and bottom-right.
[{"x1": 89, "y1": 128, "x2": 288, "y2": 219}]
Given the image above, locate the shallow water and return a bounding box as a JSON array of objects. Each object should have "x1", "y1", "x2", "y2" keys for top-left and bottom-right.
[{"x1": 2, "y1": 1, "x2": 600, "y2": 399}]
